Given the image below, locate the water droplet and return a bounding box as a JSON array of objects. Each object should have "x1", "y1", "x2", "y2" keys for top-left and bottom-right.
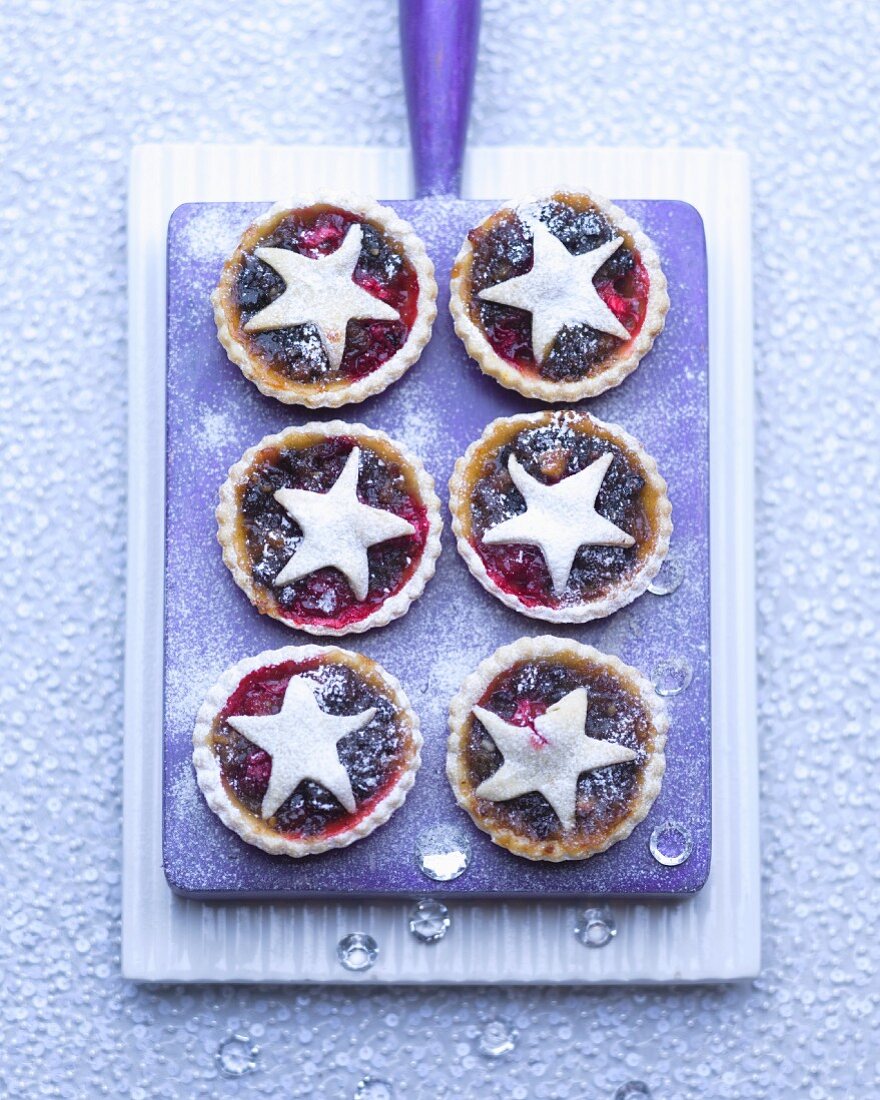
[
  {"x1": 354, "y1": 1076, "x2": 395, "y2": 1100},
  {"x1": 215, "y1": 1034, "x2": 259, "y2": 1078},
  {"x1": 408, "y1": 898, "x2": 451, "y2": 943},
  {"x1": 321, "y1": 1071, "x2": 350, "y2": 1095},
  {"x1": 648, "y1": 556, "x2": 684, "y2": 596},
  {"x1": 574, "y1": 906, "x2": 617, "y2": 948},
  {"x1": 416, "y1": 824, "x2": 471, "y2": 881},
  {"x1": 649, "y1": 821, "x2": 693, "y2": 866},
  {"x1": 651, "y1": 656, "x2": 693, "y2": 696},
  {"x1": 478, "y1": 1018, "x2": 517, "y2": 1058},
  {"x1": 614, "y1": 1082, "x2": 652, "y2": 1100},
  {"x1": 336, "y1": 932, "x2": 379, "y2": 972}
]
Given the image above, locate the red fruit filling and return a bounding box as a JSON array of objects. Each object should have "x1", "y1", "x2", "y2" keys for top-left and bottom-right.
[
  {"x1": 232, "y1": 205, "x2": 420, "y2": 384},
  {"x1": 510, "y1": 697, "x2": 549, "y2": 729},
  {"x1": 465, "y1": 196, "x2": 650, "y2": 381},
  {"x1": 467, "y1": 421, "x2": 651, "y2": 608},
  {"x1": 239, "y1": 436, "x2": 430, "y2": 629},
  {"x1": 508, "y1": 697, "x2": 551, "y2": 750},
  {"x1": 465, "y1": 659, "x2": 649, "y2": 841},
  {"x1": 213, "y1": 658, "x2": 409, "y2": 838}
]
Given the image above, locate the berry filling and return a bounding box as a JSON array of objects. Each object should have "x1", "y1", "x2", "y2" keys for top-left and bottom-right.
[
  {"x1": 238, "y1": 435, "x2": 429, "y2": 629},
  {"x1": 466, "y1": 196, "x2": 649, "y2": 381},
  {"x1": 231, "y1": 205, "x2": 420, "y2": 385},
  {"x1": 465, "y1": 659, "x2": 650, "y2": 842},
  {"x1": 468, "y1": 419, "x2": 652, "y2": 607},
  {"x1": 212, "y1": 658, "x2": 409, "y2": 838}
]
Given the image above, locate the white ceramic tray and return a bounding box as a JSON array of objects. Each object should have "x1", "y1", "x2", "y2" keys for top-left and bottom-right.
[{"x1": 123, "y1": 143, "x2": 759, "y2": 983}]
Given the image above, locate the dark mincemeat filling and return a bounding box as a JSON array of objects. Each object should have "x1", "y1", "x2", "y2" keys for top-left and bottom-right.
[
  {"x1": 239, "y1": 436, "x2": 427, "y2": 626},
  {"x1": 215, "y1": 659, "x2": 406, "y2": 836},
  {"x1": 232, "y1": 207, "x2": 418, "y2": 383},
  {"x1": 471, "y1": 424, "x2": 650, "y2": 605},
  {"x1": 468, "y1": 198, "x2": 647, "y2": 381},
  {"x1": 465, "y1": 660, "x2": 649, "y2": 841}
]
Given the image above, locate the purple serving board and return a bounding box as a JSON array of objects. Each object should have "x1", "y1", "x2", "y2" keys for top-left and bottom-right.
[{"x1": 163, "y1": 196, "x2": 710, "y2": 899}]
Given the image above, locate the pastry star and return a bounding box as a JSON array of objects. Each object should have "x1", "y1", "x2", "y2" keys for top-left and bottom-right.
[
  {"x1": 244, "y1": 223, "x2": 400, "y2": 370},
  {"x1": 473, "y1": 688, "x2": 636, "y2": 831},
  {"x1": 477, "y1": 217, "x2": 630, "y2": 360},
  {"x1": 227, "y1": 674, "x2": 376, "y2": 819},
  {"x1": 482, "y1": 452, "x2": 635, "y2": 596},
  {"x1": 273, "y1": 447, "x2": 416, "y2": 599}
]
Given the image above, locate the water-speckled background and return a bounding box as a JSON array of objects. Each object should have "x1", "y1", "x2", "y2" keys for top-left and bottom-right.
[{"x1": 1, "y1": 1, "x2": 878, "y2": 1098}]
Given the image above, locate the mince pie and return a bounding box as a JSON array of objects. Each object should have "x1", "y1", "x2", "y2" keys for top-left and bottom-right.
[
  {"x1": 193, "y1": 645, "x2": 422, "y2": 857},
  {"x1": 450, "y1": 189, "x2": 668, "y2": 401},
  {"x1": 218, "y1": 422, "x2": 442, "y2": 635},
  {"x1": 449, "y1": 410, "x2": 671, "y2": 623},
  {"x1": 213, "y1": 194, "x2": 437, "y2": 406},
  {"x1": 447, "y1": 636, "x2": 667, "y2": 861}
]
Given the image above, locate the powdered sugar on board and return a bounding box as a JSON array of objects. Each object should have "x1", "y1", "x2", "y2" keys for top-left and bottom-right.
[{"x1": 162, "y1": 197, "x2": 711, "y2": 897}]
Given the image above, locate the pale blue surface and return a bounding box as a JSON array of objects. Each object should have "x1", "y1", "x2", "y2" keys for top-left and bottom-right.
[{"x1": 1, "y1": 1, "x2": 878, "y2": 1098}]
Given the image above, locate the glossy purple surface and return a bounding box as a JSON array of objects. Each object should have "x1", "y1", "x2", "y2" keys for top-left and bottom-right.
[{"x1": 163, "y1": 197, "x2": 710, "y2": 898}]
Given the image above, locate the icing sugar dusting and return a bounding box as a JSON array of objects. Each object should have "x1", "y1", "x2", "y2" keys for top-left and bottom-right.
[
  {"x1": 195, "y1": 407, "x2": 236, "y2": 453},
  {"x1": 163, "y1": 196, "x2": 711, "y2": 899},
  {"x1": 393, "y1": 405, "x2": 444, "y2": 462},
  {"x1": 178, "y1": 204, "x2": 244, "y2": 262}
]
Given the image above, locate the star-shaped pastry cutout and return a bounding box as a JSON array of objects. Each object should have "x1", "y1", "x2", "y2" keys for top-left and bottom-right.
[
  {"x1": 244, "y1": 223, "x2": 400, "y2": 370},
  {"x1": 477, "y1": 216, "x2": 630, "y2": 360},
  {"x1": 273, "y1": 447, "x2": 416, "y2": 600},
  {"x1": 473, "y1": 687, "x2": 636, "y2": 831},
  {"x1": 482, "y1": 452, "x2": 635, "y2": 596},
  {"x1": 227, "y1": 674, "x2": 376, "y2": 819}
]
